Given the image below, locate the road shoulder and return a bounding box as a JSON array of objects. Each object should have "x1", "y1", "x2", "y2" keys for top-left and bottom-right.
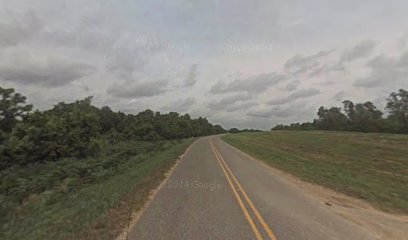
[
  {"x1": 219, "y1": 136, "x2": 408, "y2": 240},
  {"x1": 114, "y1": 139, "x2": 198, "y2": 240}
]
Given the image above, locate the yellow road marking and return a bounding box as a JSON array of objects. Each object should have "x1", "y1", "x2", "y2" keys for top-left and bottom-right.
[
  {"x1": 209, "y1": 139, "x2": 263, "y2": 240},
  {"x1": 210, "y1": 138, "x2": 278, "y2": 240}
]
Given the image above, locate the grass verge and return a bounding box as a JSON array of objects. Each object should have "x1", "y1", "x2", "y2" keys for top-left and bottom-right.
[
  {"x1": 222, "y1": 131, "x2": 408, "y2": 214},
  {"x1": 1, "y1": 138, "x2": 194, "y2": 240}
]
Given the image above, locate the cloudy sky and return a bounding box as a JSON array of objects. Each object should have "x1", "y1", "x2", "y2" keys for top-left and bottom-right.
[{"x1": 1, "y1": 0, "x2": 408, "y2": 129}]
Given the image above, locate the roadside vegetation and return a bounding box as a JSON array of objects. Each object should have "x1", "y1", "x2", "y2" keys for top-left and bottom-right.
[
  {"x1": 222, "y1": 131, "x2": 408, "y2": 214},
  {"x1": 0, "y1": 86, "x2": 223, "y2": 239},
  {"x1": 1, "y1": 139, "x2": 194, "y2": 240},
  {"x1": 0, "y1": 86, "x2": 225, "y2": 169},
  {"x1": 272, "y1": 89, "x2": 408, "y2": 134}
]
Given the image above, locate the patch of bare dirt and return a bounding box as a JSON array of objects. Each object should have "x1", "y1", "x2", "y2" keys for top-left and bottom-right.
[{"x1": 309, "y1": 185, "x2": 408, "y2": 240}]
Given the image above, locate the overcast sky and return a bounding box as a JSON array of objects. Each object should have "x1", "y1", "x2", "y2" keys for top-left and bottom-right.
[{"x1": 1, "y1": 0, "x2": 408, "y2": 129}]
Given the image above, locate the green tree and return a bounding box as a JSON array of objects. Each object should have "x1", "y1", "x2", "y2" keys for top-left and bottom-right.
[
  {"x1": 229, "y1": 128, "x2": 240, "y2": 133},
  {"x1": 99, "y1": 106, "x2": 122, "y2": 133},
  {"x1": 0, "y1": 87, "x2": 32, "y2": 132},
  {"x1": 386, "y1": 89, "x2": 408, "y2": 133},
  {"x1": 0, "y1": 88, "x2": 227, "y2": 168},
  {"x1": 273, "y1": 89, "x2": 406, "y2": 134},
  {"x1": 342, "y1": 100, "x2": 355, "y2": 122},
  {"x1": 352, "y1": 102, "x2": 383, "y2": 132},
  {"x1": 316, "y1": 106, "x2": 348, "y2": 130},
  {"x1": 3, "y1": 97, "x2": 101, "y2": 167},
  {"x1": 342, "y1": 100, "x2": 383, "y2": 132}
]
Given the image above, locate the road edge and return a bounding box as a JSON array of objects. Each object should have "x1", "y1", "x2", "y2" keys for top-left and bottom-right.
[{"x1": 115, "y1": 139, "x2": 198, "y2": 240}]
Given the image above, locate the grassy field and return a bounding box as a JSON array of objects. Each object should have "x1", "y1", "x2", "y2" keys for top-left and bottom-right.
[
  {"x1": 0, "y1": 138, "x2": 194, "y2": 240},
  {"x1": 222, "y1": 131, "x2": 408, "y2": 214}
]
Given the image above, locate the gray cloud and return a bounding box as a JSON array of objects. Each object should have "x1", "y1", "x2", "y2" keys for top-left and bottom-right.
[
  {"x1": 0, "y1": 48, "x2": 95, "y2": 87},
  {"x1": 354, "y1": 52, "x2": 408, "y2": 88},
  {"x1": 297, "y1": 40, "x2": 375, "y2": 79},
  {"x1": 248, "y1": 105, "x2": 305, "y2": 118},
  {"x1": 225, "y1": 101, "x2": 258, "y2": 112},
  {"x1": 43, "y1": 28, "x2": 117, "y2": 53},
  {"x1": 284, "y1": 81, "x2": 300, "y2": 91},
  {"x1": 107, "y1": 80, "x2": 169, "y2": 99},
  {"x1": 208, "y1": 94, "x2": 252, "y2": 111},
  {"x1": 106, "y1": 48, "x2": 146, "y2": 80},
  {"x1": 34, "y1": 6, "x2": 121, "y2": 52},
  {"x1": 307, "y1": 62, "x2": 346, "y2": 77},
  {"x1": 282, "y1": 49, "x2": 348, "y2": 79},
  {"x1": 210, "y1": 73, "x2": 285, "y2": 94},
  {"x1": 183, "y1": 64, "x2": 197, "y2": 87},
  {"x1": 341, "y1": 40, "x2": 375, "y2": 62},
  {"x1": 0, "y1": 24, "x2": 30, "y2": 46},
  {"x1": 268, "y1": 88, "x2": 320, "y2": 105},
  {"x1": 284, "y1": 45, "x2": 375, "y2": 80},
  {"x1": 161, "y1": 97, "x2": 196, "y2": 112},
  {"x1": 291, "y1": 88, "x2": 321, "y2": 98},
  {"x1": 284, "y1": 50, "x2": 331, "y2": 75},
  {"x1": 0, "y1": 12, "x2": 42, "y2": 46},
  {"x1": 334, "y1": 91, "x2": 346, "y2": 102},
  {"x1": 1, "y1": 0, "x2": 407, "y2": 130},
  {"x1": 398, "y1": 33, "x2": 408, "y2": 50},
  {"x1": 399, "y1": 51, "x2": 408, "y2": 66}
]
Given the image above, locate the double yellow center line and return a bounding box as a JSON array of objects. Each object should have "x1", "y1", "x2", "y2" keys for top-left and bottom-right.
[{"x1": 209, "y1": 138, "x2": 277, "y2": 240}]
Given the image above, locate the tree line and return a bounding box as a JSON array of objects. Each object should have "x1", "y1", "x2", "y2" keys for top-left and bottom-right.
[
  {"x1": 272, "y1": 89, "x2": 408, "y2": 134},
  {"x1": 228, "y1": 128, "x2": 263, "y2": 133},
  {"x1": 0, "y1": 86, "x2": 226, "y2": 169}
]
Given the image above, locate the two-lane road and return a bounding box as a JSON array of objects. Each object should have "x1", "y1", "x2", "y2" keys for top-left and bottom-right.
[{"x1": 128, "y1": 136, "x2": 377, "y2": 240}]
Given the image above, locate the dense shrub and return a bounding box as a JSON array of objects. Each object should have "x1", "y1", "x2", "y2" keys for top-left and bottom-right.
[{"x1": 0, "y1": 86, "x2": 226, "y2": 169}]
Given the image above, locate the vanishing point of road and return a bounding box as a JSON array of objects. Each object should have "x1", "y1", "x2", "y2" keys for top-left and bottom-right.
[{"x1": 128, "y1": 136, "x2": 377, "y2": 240}]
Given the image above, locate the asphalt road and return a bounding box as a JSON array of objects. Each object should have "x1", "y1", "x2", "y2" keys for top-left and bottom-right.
[{"x1": 129, "y1": 136, "x2": 377, "y2": 240}]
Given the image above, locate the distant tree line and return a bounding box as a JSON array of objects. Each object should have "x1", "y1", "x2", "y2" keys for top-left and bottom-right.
[
  {"x1": 0, "y1": 86, "x2": 226, "y2": 169},
  {"x1": 272, "y1": 89, "x2": 408, "y2": 134},
  {"x1": 228, "y1": 128, "x2": 263, "y2": 133}
]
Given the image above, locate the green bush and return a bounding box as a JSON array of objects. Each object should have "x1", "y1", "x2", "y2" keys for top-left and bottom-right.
[{"x1": 0, "y1": 86, "x2": 225, "y2": 169}]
